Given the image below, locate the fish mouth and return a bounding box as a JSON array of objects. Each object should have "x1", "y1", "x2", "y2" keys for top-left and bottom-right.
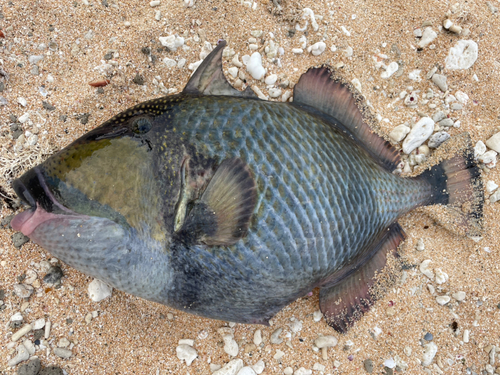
[{"x1": 11, "y1": 168, "x2": 75, "y2": 236}]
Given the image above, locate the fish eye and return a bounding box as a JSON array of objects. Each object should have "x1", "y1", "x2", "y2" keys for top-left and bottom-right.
[{"x1": 132, "y1": 117, "x2": 152, "y2": 134}]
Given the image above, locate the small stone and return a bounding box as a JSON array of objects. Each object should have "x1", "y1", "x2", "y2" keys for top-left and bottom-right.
[
  {"x1": 222, "y1": 334, "x2": 239, "y2": 356},
  {"x1": 43, "y1": 266, "x2": 64, "y2": 284},
  {"x1": 284, "y1": 367, "x2": 293, "y2": 375},
  {"x1": 381, "y1": 62, "x2": 399, "y2": 79},
  {"x1": 312, "y1": 363, "x2": 325, "y2": 372},
  {"x1": 176, "y1": 344, "x2": 197, "y2": 366},
  {"x1": 428, "y1": 132, "x2": 450, "y2": 148},
  {"x1": 308, "y1": 41, "x2": 326, "y2": 56},
  {"x1": 490, "y1": 190, "x2": 500, "y2": 203},
  {"x1": 475, "y1": 141, "x2": 487, "y2": 157},
  {"x1": 445, "y1": 40, "x2": 478, "y2": 70},
  {"x1": 274, "y1": 349, "x2": 285, "y2": 360},
  {"x1": 53, "y1": 347, "x2": 72, "y2": 359},
  {"x1": 14, "y1": 284, "x2": 33, "y2": 299},
  {"x1": 270, "y1": 328, "x2": 283, "y2": 344},
  {"x1": 150, "y1": 0, "x2": 160, "y2": 6},
  {"x1": 244, "y1": 343, "x2": 256, "y2": 353},
  {"x1": 12, "y1": 233, "x2": 30, "y2": 249},
  {"x1": 213, "y1": 359, "x2": 244, "y2": 375},
  {"x1": 403, "y1": 117, "x2": 434, "y2": 154},
  {"x1": 389, "y1": 125, "x2": 410, "y2": 143},
  {"x1": 478, "y1": 150, "x2": 498, "y2": 165},
  {"x1": 159, "y1": 35, "x2": 184, "y2": 51},
  {"x1": 58, "y1": 337, "x2": 70, "y2": 348},
  {"x1": 251, "y1": 360, "x2": 265, "y2": 374},
  {"x1": 452, "y1": 291, "x2": 466, "y2": 301},
  {"x1": 486, "y1": 132, "x2": 500, "y2": 153},
  {"x1": 17, "y1": 357, "x2": 41, "y2": 375},
  {"x1": 237, "y1": 367, "x2": 257, "y2": 375},
  {"x1": 32, "y1": 318, "x2": 45, "y2": 330},
  {"x1": 432, "y1": 74, "x2": 448, "y2": 92},
  {"x1": 265, "y1": 74, "x2": 278, "y2": 85},
  {"x1": 434, "y1": 268, "x2": 449, "y2": 284},
  {"x1": 314, "y1": 335, "x2": 338, "y2": 348},
  {"x1": 364, "y1": 359, "x2": 374, "y2": 373},
  {"x1": 294, "y1": 368, "x2": 312, "y2": 375},
  {"x1": 416, "y1": 238, "x2": 425, "y2": 251},
  {"x1": 29, "y1": 55, "x2": 44, "y2": 65},
  {"x1": 443, "y1": 19, "x2": 453, "y2": 29},
  {"x1": 313, "y1": 310, "x2": 322, "y2": 322},
  {"x1": 404, "y1": 346, "x2": 412, "y2": 356},
  {"x1": 486, "y1": 181, "x2": 498, "y2": 193},
  {"x1": 439, "y1": 118, "x2": 454, "y2": 127},
  {"x1": 88, "y1": 279, "x2": 112, "y2": 302},
  {"x1": 463, "y1": 329, "x2": 470, "y2": 343},
  {"x1": 386, "y1": 307, "x2": 396, "y2": 316},
  {"x1": 31, "y1": 65, "x2": 40, "y2": 75},
  {"x1": 422, "y1": 342, "x2": 438, "y2": 366},
  {"x1": 228, "y1": 67, "x2": 239, "y2": 78},
  {"x1": 432, "y1": 111, "x2": 447, "y2": 122},
  {"x1": 418, "y1": 27, "x2": 437, "y2": 48},
  {"x1": 424, "y1": 332, "x2": 433, "y2": 341},
  {"x1": 179, "y1": 339, "x2": 194, "y2": 346},
  {"x1": 436, "y1": 295, "x2": 451, "y2": 305},
  {"x1": 42, "y1": 101, "x2": 56, "y2": 111},
  {"x1": 253, "y1": 329, "x2": 262, "y2": 345},
  {"x1": 133, "y1": 74, "x2": 145, "y2": 85},
  {"x1": 8, "y1": 344, "x2": 29, "y2": 367},
  {"x1": 420, "y1": 259, "x2": 434, "y2": 280},
  {"x1": 246, "y1": 52, "x2": 266, "y2": 80}
]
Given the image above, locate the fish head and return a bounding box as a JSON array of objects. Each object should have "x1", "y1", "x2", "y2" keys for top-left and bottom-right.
[{"x1": 10, "y1": 112, "x2": 177, "y2": 269}]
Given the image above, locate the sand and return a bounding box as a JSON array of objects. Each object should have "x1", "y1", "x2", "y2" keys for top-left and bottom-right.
[{"x1": 1, "y1": 0, "x2": 500, "y2": 374}]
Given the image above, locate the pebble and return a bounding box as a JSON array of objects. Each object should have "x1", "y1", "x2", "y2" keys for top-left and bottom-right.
[
  {"x1": 389, "y1": 125, "x2": 410, "y2": 143},
  {"x1": 45, "y1": 320, "x2": 51, "y2": 338},
  {"x1": 228, "y1": 67, "x2": 239, "y2": 78},
  {"x1": 179, "y1": 339, "x2": 194, "y2": 346},
  {"x1": 269, "y1": 88, "x2": 282, "y2": 98},
  {"x1": 404, "y1": 346, "x2": 412, "y2": 356},
  {"x1": 432, "y1": 111, "x2": 446, "y2": 122},
  {"x1": 17, "y1": 96, "x2": 27, "y2": 106},
  {"x1": 222, "y1": 334, "x2": 239, "y2": 356},
  {"x1": 416, "y1": 238, "x2": 425, "y2": 251},
  {"x1": 159, "y1": 35, "x2": 184, "y2": 51},
  {"x1": 88, "y1": 279, "x2": 112, "y2": 302},
  {"x1": 432, "y1": 74, "x2": 448, "y2": 92},
  {"x1": 294, "y1": 368, "x2": 312, "y2": 375},
  {"x1": 314, "y1": 335, "x2": 338, "y2": 348},
  {"x1": 490, "y1": 190, "x2": 500, "y2": 203},
  {"x1": 402, "y1": 117, "x2": 434, "y2": 154},
  {"x1": 28, "y1": 55, "x2": 44, "y2": 65},
  {"x1": 58, "y1": 337, "x2": 70, "y2": 348},
  {"x1": 485, "y1": 132, "x2": 500, "y2": 153},
  {"x1": 313, "y1": 310, "x2": 322, "y2": 322},
  {"x1": 213, "y1": 359, "x2": 244, "y2": 375},
  {"x1": 424, "y1": 332, "x2": 433, "y2": 341},
  {"x1": 436, "y1": 295, "x2": 451, "y2": 305},
  {"x1": 292, "y1": 48, "x2": 303, "y2": 54},
  {"x1": 486, "y1": 181, "x2": 498, "y2": 193},
  {"x1": 246, "y1": 53, "x2": 266, "y2": 80},
  {"x1": 163, "y1": 58, "x2": 176, "y2": 68},
  {"x1": 252, "y1": 360, "x2": 265, "y2": 374},
  {"x1": 237, "y1": 367, "x2": 257, "y2": 375},
  {"x1": 478, "y1": 150, "x2": 498, "y2": 165},
  {"x1": 14, "y1": 284, "x2": 33, "y2": 299},
  {"x1": 384, "y1": 358, "x2": 396, "y2": 368},
  {"x1": 420, "y1": 259, "x2": 434, "y2": 280},
  {"x1": 381, "y1": 62, "x2": 398, "y2": 79},
  {"x1": 23, "y1": 339, "x2": 35, "y2": 355},
  {"x1": 176, "y1": 344, "x2": 197, "y2": 366},
  {"x1": 8, "y1": 343, "x2": 29, "y2": 367},
  {"x1": 445, "y1": 40, "x2": 478, "y2": 70},
  {"x1": 18, "y1": 113, "x2": 30, "y2": 123},
  {"x1": 265, "y1": 74, "x2": 278, "y2": 85},
  {"x1": 253, "y1": 329, "x2": 262, "y2": 345},
  {"x1": 308, "y1": 42, "x2": 326, "y2": 56},
  {"x1": 428, "y1": 132, "x2": 450, "y2": 148},
  {"x1": 11, "y1": 312, "x2": 24, "y2": 323},
  {"x1": 150, "y1": 0, "x2": 160, "y2": 7},
  {"x1": 422, "y1": 342, "x2": 438, "y2": 366},
  {"x1": 274, "y1": 349, "x2": 285, "y2": 360},
  {"x1": 32, "y1": 318, "x2": 45, "y2": 330},
  {"x1": 43, "y1": 266, "x2": 64, "y2": 284},
  {"x1": 404, "y1": 91, "x2": 418, "y2": 106},
  {"x1": 418, "y1": 27, "x2": 437, "y2": 48},
  {"x1": 434, "y1": 268, "x2": 449, "y2": 284},
  {"x1": 312, "y1": 363, "x2": 325, "y2": 372},
  {"x1": 17, "y1": 358, "x2": 41, "y2": 375},
  {"x1": 463, "y1": 329, "x2": 470, "y2": 343},
  {"x1": 439, "y1": 118, "x2": 454, "y2": 127},
  {"x1": 270, "y1": 328, "x2": 283, "y2": 344},
  {"x1": 475, "y1": 141, "x2": 487, "y2": 157},
  {"x1": 451, "y1": 291, "x2": 466, "y2": 302},
  {"x1": 284, "y1": 367, "x2": 293, "y2": 375},
  {"x1": 53, "y1": 347, "x2": 72, "y2": 359},
  {"x1": 364, "y1": 359, "x2": 374, "y2": 373}
]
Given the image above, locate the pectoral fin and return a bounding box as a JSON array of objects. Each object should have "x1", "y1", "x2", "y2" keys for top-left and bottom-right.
[
  {"x1": 320, "y1": 223, "x2": 406, "y2": 333},
  {"x1": 176, "y1": 158, "x2": 257, "y2": 246}
]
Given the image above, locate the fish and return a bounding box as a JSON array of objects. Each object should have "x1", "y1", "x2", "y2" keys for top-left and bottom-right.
[{"x1": 10, "y1": 40, "x2": 484, "y2": 333}]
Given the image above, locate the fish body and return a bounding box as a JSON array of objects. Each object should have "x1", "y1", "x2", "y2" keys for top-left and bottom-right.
[{"x1": 11, "y1": 41, "x2": 483, "y2": 332}]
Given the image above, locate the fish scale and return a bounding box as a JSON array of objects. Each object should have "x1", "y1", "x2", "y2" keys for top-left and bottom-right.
[{"x1": 168, "y1": 96, "x2": 420, "y2": 282}]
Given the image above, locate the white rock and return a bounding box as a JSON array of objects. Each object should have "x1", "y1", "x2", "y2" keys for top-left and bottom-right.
[
  {"x1": 12, "y1": 324, "x2": 32, "y2": 342},
  {"x1": 416, "y1": 238, "x2": 425, "y2": 251},
  {"x1": 289, "y1": 319, "x2": 302, "y2": 333},
  {"x1": 54, "y1": 347, "x2": 72, "y2": 359},
  {"x1": 436, "y1": 295, "x2": 451, "y2": 305},
  {"x1": 418, "y1": 27, "x2": 437, "y2": 48},
  {"x1": 486, "y1": 181, "x2": 498, "y2": 193},
  {"x1": 489, "y1": 190, "x2": 500, "y2": 203},
  {"x1": 284, "y1": 367, "x2": 294, "y2": 375},
  {"x1": 253, "y1": 329, "x2": 262, "y2": 346},
  {"x1": 23, "y1": 339, "x2": 35, "y2": 355},
  {"x1": 265, "y1": 74, "x2": 278, "y2": 85},
  {"x1": 351, "y1": 78, "x2": 362, "y2": 93},
  {"x1": 213, "y1": 359, "x2": 244, "y2": 375},
  {"x1": 408, "y1": 69, "x2": 422, "y2": 81},
  {"x1": 159, "y1": 35, "x2": 185, "y2": 51},
  {"x1": 443, "y1": 19, "x2": 453, "y2": 29},
  {"x1": 478, "y1": 150, "x2": 498, "y2": 164},
  {"x1": 17, "y1": 97, "x2": 27, "y2": 107},
  {"x1": 486, "y1": 132, "x2": 500, "y2": 153},
  {"x1": 274, "y1": 349, "x2": 285, "y2": 360},
  {"x1": 251, "y1": 360, "x2": 265, "y2": 374},
  {"x1": 188, "y1": 60, "x2": 203, "y2": 72},
  {"x1": 313, "y1": 310, "x2": 322, "y2": 322},
  {"x1": 29, "y1": 55, "x2": 44, "y2": 64},
  {"x1": 389, "y1": 125, "x2": 410, "y2": 143},
  {"x1": 294, "y1": 368, "x2": 312, "y2": 375},
  {"x1": 434, "y1": 268, "x2": 449, "y2": 284},
  {"x1": 176, "y1": 344, "x2": 197, "y2": 366},
  {"x1": 7, "y1": 344, "x2": 29, "y2": 367},
  {"x1": 268, "y1": 88, "x2": 282, "y2": 98},
  {"x1": 384, "y1": 358, "x2": 396, "y2": 369},
  {"x1": 308, "y1": 42, "x2": 326, "y2": 56},
  {"x1": 292, "y1": 48, "x2": 303, "y2": 54},
  {"x1": 232, "y1": 54, "x2": 243, "y2": 68},
  {"x1": 314, "y1": 335, "x2": 338, "y2": 348},
  {"x1": 381, "y1": 62, "x2": 399, "y2": 79},
  {"x1": 11, "y1": 312, "x2": 24, "y2": 323},
  {"x1": 228, "y1": 67, "x2": 239, "y2": 78},
  {"x1": 163, "y1": 58, "x2": 176, "y2": 68},
  {"x1": 19, "y1": 113, "x2": 30, "y2": 123},
  {"x1": 428, "y1": 132, "x2": 450, "y2": 148},
  {"x1": 452, "y1": 291, "x2": 466, "y2": 301},
  {"x1": 32, "y1": 318, "x2": 45, "y2": 330},
  {"x1": 58, "y1": 337, "x2": 70, "y2": 348},
  {"x1": 445, "y1": 40, "x2": 478, "y2": 70},
  {"x1": 463, "y1": 329, "x2": 470, "y2": 343},
  {"x1": 178, "y1": 339, "x2": 194, "y2": 346},
  {"x1": 88, "y1": 279, "x2": 112, "y2": 302},
  {"x1": 312, "y1": 363, "x2": 325, "y2": 371},
  {"x1": 419, "y1": 259, "x2": 434, "y2": 280},
  {"x1": 150, "y1": 0, "x2": 160, "y2": 6},
  {"x1": 422, "y1": 342, "x2": 438, "y2": 366},
  {"x1": 246, "y1": 53, "x2": 266, "y2": 80},
  {"x1": 414, "y1": 28, "x2": 423, "y2": 37},
  {"x1": 402, "y1": 117, "x2": 434, "y2": 154},
  {"x1": 432, "y1": 74, "x2": 448, "y2": 92},
  {"x1": 222, "y1": 334, "x2": 239, "y2": 356},
  {"x1": 177, "y1": 58, "x2": 186, "y2": 68},
  {"x1": 237, "y1": 367, "x2": 256, "y2": 375},
  {"x1": 455, "y1": 90, "x2": 469, "y2": 104},
  {"x1": 199, "y1": 41, "x2": 213, "y2": 59},
  {"x1": 474, "y1": 141, "x2": 487, "y2": 157}
]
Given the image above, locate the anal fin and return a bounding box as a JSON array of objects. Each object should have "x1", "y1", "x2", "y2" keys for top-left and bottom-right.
[
  {"x1": 320, "y1": 223, "x2": 406, "y2": 333},
  {"x1": 176, "y1": 158, "x2": 257, "y2": 246}
]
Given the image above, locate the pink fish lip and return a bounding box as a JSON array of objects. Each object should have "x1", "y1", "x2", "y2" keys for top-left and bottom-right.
[{"x1": 11, "y1": 205, "x2": 61, "y2": 236}]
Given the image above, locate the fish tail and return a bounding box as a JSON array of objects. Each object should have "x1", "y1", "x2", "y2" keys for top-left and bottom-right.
[{"x1": 418, "y1": 145, "x2": 484, "y2": 237}]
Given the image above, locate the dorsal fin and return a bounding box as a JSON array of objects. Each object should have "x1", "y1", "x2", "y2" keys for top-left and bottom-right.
[
  {"x1": 183, "y1": 40, "x2": 257, "y2": 98},
  {"x1": 294, "y1": 66, "x2": 401, "y2": 171},
  {"x1": 176, "y1": 158, "x2": 257, "y2": 246}
]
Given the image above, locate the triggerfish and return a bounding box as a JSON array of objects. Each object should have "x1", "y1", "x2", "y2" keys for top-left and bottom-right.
[{"x1": 11, "y1": 41, "x2": 483, "y2": 332}]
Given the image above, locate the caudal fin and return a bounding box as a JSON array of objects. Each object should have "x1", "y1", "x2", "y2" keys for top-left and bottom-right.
[{"x1": 418, "y1": 145, "x2": 483, "y2": 237}]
